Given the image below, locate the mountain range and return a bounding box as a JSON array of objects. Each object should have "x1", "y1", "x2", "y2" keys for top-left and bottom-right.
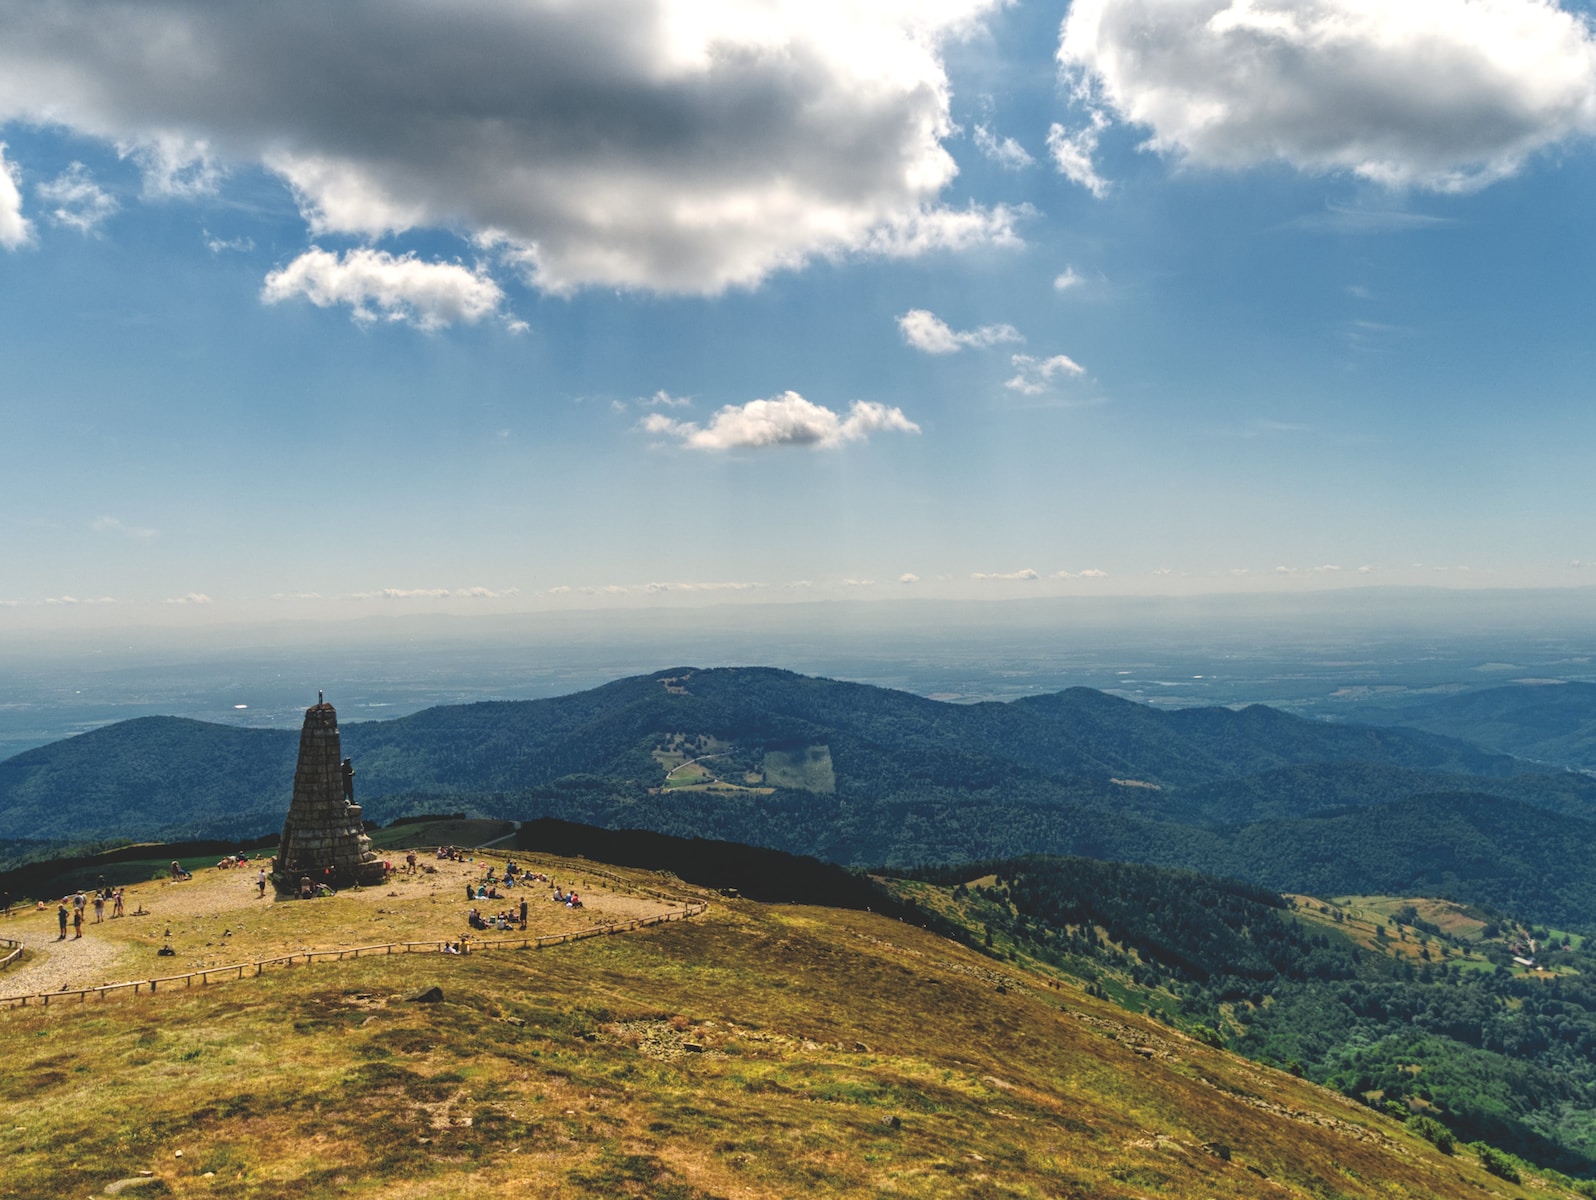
[{"x1": 4, "y1": 667, "x2": 1596, "y2": 925}]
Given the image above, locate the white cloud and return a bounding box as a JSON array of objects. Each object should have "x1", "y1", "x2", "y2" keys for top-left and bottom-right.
[
  {"x1": 164, "y1": 592, "x2": 213, "y2": 605},
  {"x1": 261, "y1": 248, "x2": 506, "y2": 329},
  {"x1": 642, "y1": 580, "x2": 758, "y2": 592},
  {"x1": 899, "y1": 572, "x2": 920, "y2": 584},
  {"x1": 1047, "y1": 113, "x2": 1111, "y2": 196},
  {"x1": 0, "y1": 143, "x2": 30, "y2": 248},
  {"x1": 204, "y1": 230, "x2": 254, "y2": 254},
  {"x1": 43, "y1": 595, "x2": 115, "y2": 606},
  {"x1": 119, "y1": 133, "x2": 222, "y2": 198},
  {"x1": 90, "y1": 515, "x2": 157, "y2": 539},
  {"x1": 1054, "y1": 567, "x2": 1110, "y2": 578},
  {"x1": 897, "y1": 308, "x2": 1023, "y2": 354},
  {"x1": 37, "y1": 162, "x2": 118, "y2": 234},
  {"x1": 1052, "y1": 266, "x2": 1086, "y2": 291},
  {"x1": 841, "y1": 578, "x2": 876, "y2": 587},
  {"x1": 972, "y1": 568, "x2": 1040, "y2": 581},
  {"x1": 643, "y1": 390, "x2": 919, "y2": 451},
  {"x1": 0, "y1": 2, "x2": 1013, "y2": 293},
  {"x1": 973, "y1": 123, "x2": 1034, "y2": 168},
  {"x1": 1005, "y1": 352, "x2": 1086, "y2": 394},
  {"x1": 352, "y1": 586, "x2": 518, "y2": 600},
  {"x1": 1287, "y1": 204, "x2": 1456, "y2": 234},
  {"x1": 1059, "y1": 0, "x2": 1596, "y2": 192},
  {"x1": 641, "y1": 389, "x2": 693, "y2": 409}
]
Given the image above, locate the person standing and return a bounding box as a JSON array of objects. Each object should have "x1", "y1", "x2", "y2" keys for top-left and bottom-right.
[
  {"x1": 57, "y1": 903, "x2": 68, "y2": 940},
  {"x1": 257, "y1": 867, "x2": 267, "y2": 898},
  {"x1": 112, "y1": 889, "x2": 124, "y2": 918},
  {"x1": 519, "y1": 897, "x2": 528, "y2": 929},
  {"x1": 93, "y1": 893, "x2": 105, "y2": 923},
  {"x1": 72, "y1": 907, "x2": 83, "y2": 938}
]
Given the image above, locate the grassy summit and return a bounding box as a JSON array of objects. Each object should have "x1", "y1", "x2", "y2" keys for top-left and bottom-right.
[{"x1": 0, "y1": 851, "x2": 1583, "y2": 1198}]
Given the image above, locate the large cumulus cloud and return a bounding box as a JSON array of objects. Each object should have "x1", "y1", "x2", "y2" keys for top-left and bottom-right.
[
  {"x1": 0, "y1": 0, "x2": 1015, "y2": 290},
  {"x1": 1059, "y1": 0, "x2": 1596, "y2": 191}
]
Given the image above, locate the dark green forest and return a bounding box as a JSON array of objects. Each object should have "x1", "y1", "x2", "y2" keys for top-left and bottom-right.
[{"x1": 896, "y1": 855, "x2": 1596, "y2": 1177}]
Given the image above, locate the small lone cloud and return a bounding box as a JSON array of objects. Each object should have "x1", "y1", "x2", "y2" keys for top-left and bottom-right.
[
  {"x1": 899, "y1": 572, "x2": 920, "y2": 584},
  {"x1": 91, "y1": 515, "x2": 157, "y2": 540},
  {"x1": 1053, "y1": 267, "x2": 1086, "y2": 292},
  {"x1": 37, "y1": 163, "x2": 118, "y2": 234},
  {"x1": 204, "y1": 230, "x2": 255, "y2": 254},
  {"x1": 643, "y1": 391, "x2": 918, "y2": 452},
  {"x1": 164, "y1": 592, "x2": 214, "y2": 605},
  {"x1": 973, "y1": 124, "x2": 1034, "y2": 170},
  {"x1": 972, "y1": 568, "x2": 1039, "y2": 582},
  {"x1": 1005, "y1": 353, "x2": 1085, "y2": 395},
  {"x1": 262, "y1": 247, "x2": 507, "y2": 330},
  {"x1": 897, "y1": 309, "x2": 1022, "y2": 355}
]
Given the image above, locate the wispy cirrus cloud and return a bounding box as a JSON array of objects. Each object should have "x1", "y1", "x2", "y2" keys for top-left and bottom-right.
[
  {"x1": 973, "y1": 124, "x2": 1034, "y2": 169},
  {"x1": 972, "y1": 567, "x2": 1039, "y2": 581},
  {"x1": 350, "y1": 586, "x2": 518, "y2": 601},
  {"x1": 643, "y1": 391, "x2": 918, "y2": 451},
  {"x1": 37, "y1": 162, "x2": 117, "y2": 234},
  {"x1": 1005, "y1": 353, "x2": 1085, "y2": 395},
  {"x1": 91, "y1": 516, "x2": 157, "y2": 539}
]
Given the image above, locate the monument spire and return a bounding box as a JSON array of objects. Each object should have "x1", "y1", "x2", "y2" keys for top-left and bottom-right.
[{"x1": 274, "y1": 695, "x2": 385, "y2": 891}]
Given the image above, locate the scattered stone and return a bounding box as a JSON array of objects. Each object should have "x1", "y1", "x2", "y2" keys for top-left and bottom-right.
[
  {"x1": 885, "y1": 1115, "x2": 902, "y2": 1130},
  {"x1": 103, "y1": 1179, "x2": 164, "y2": 1195},
  {"x1": 1202, "y1": 1142, "x2": 1231, "y2": 1161},
  {"x1": 201, "y1": 1172, "x2": 215, "y2": 1178},
  {"x1": 406, "y1": 986, "x2": 444, "y2": 1004},
  {"x1": 854, "y1": 1041, "x2": 871, "y2": 1053},
  {"x1": 172, "y1": 1151, "x2": 182, "y2": 1159},
  {"x1": 580, "y1": 1031, "x2": 598, "y2": 1042},
  {"x1": 683, "y1": 1042, "x2": 704, "y2": 1053}
]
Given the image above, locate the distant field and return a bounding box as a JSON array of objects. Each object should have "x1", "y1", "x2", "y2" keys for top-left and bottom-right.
[{"x1": 763, "y1": 744, "x2": 836, "y2": 792}]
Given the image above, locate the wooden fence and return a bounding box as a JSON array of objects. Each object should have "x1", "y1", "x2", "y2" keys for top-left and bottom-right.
[
  {"x1": 0, "y1": 901, "x2": 706, "y2": 1009},
  {"x1": 0, "y1": 937, "x2": 21, "y2": 972}
]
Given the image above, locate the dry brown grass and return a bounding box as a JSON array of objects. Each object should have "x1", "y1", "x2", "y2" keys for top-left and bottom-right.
[{"x1": 0, "y1": 877, "x2": 1583, "y2": 1200}]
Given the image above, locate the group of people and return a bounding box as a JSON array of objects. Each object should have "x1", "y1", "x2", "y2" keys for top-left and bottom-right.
[
  {"x1": 214, "y1": 852, "x2": 254, "y2": 870},
  {"x1": 466, "y1": 900, "x2": 527, "y2": 931},
  {"x1": 460, "y1": 859, "x2": 587, "y2": 936},
  {"x1": 55, "y1": 881, "x2": 124, "y2": 939}
]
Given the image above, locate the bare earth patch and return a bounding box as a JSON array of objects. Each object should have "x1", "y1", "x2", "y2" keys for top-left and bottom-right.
[{"x1": 0, "y1": 849, "x2": 690, "y2": 998}]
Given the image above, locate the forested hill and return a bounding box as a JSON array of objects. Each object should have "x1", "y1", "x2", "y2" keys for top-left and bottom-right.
[
  {"x1": 1361, "y1": 681, "x2": 1596, "y2": 771},
  {"x1": 0, "y1": 665, "x2": 1537, "y2": 844}
]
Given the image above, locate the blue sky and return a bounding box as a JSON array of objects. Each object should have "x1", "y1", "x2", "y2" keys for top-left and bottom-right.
[{"x1": 3, "y1": 0, "x2": 1596, "y2": 630}]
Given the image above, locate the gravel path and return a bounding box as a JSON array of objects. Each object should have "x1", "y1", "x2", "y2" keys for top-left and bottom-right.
[{"x1": 0, "y1": 929, "x2": 132, "y2": 998}]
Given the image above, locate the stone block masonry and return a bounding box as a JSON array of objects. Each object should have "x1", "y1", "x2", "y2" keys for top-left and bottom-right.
[{"x1": 274, "y1": 698, "x2": 387, "y2": 890}]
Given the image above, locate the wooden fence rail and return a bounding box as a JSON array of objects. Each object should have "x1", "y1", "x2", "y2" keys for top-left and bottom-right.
[
  {"x1": 0, "y1": 901, "x2": 705, "y2": 1009},
  {"x1": 0, "y1": 937, "x2": 22, "y2": 971}
]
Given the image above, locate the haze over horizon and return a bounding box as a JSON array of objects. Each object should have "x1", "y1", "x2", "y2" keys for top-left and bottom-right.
[{"x1": 3, "y1": 0, "x2": 1596, "y2": 631}]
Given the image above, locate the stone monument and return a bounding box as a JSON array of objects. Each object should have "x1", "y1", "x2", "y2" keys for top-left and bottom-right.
[{"x1": 274, "y1": 695, "x2": 386, "y2": 891}]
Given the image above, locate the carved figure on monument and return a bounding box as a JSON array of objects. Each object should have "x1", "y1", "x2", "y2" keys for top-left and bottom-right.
[{"x1": 273, "y1": 697, "x2": 386, "y2": 892}]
